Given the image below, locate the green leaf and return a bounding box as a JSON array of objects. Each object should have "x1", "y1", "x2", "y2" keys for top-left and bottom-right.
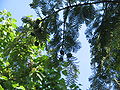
[
  {"x1": 12, "y1": 18, "x2": 17, "y2": 23},
  {"x1": 7, "y1": 12, "x2": 12, "y2": 17},
  {"x1": 15, "y1": 86, "x2": 25, "y2": 90},
  {"x1": 12, "y1": 83, "x2": 19, "y2": 88},
  {"x1": 36, "y1": 73, "x2": 42, "y2": 81},
  {"x1": 0, "y1": 11, "x2": 2, "y2": 15},
  {"x1": 70, "y1": 84, "x2": 76, "y2": 88},
  {"x1": 62, "y1": 62, "x2": 68, "y2": 67},
  {"x1": 0, "y1": 76, "x2": 8, "y2": 80},
  {"x1": 62, "y1": 70, "x2": 67, "y2": 76},
  {"x1": 60, "y1": 78, "x2": 65, "y2": 83},
  {"x1": 12, "y1": 23, "x2": 17, "y2": 28},
  {"x1": 0, "y1": 17, "x2": 4, "y2": 22},
  {"x1": 0, "y1": 85, "x2": 4, "y2": 90}
]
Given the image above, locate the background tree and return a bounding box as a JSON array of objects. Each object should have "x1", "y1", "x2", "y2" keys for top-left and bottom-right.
[
  {"x1": 29, "y1": 0, "x2": 120, "y2": 89},
  {"x1": 86, "y1": 2, "x2": 120, "y2": 89}
]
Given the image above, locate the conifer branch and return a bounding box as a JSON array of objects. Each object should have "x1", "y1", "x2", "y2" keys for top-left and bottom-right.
[{"x1": 40, "y1": 1, "x2": 120, "y2": 21}]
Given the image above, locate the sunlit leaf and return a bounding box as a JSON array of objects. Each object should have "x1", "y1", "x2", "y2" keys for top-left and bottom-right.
[
  {"x1": 0, "y1": 76, "x2": 8, "y2": 80},
  {"x1": 0, "y1": 85, "x2": 4, "y2": 90},
  {"x1": 12, "y1": 83, "x2": 19, "y2": 88},
  {"x1": 15, "y1": 86, "x2": 25, "y2": 90}
]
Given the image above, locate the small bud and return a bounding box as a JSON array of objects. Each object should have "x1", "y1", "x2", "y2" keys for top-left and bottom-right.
[
  {"x1": 67, "y1": 53, "x2": 72, "y2": 58},
  {"x1": 60, "y1": 50, "x2": 64, "y2": 55},
  {"x1": 35, "y1": 41, "x2": 39, "y2": 46}
]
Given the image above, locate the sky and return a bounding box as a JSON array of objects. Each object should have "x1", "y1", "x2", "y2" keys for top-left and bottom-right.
[
  {"x1": 78, "y1": 25, "x2": 91, "y2": 89},
  {"x1": 0, "y1": 0, "x2": 37, "y2": 25},
  {"x1": 0, "y1": 0, "x2": 91, "y2": 89}
]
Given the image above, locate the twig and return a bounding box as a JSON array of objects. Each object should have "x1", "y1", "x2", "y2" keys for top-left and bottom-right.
[{"x1": 114, "y1": 78, "x2": 120, "y2": 87}]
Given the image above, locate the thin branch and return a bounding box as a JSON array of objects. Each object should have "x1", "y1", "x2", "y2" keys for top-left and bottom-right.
[
  {"x1": 40, "y1": 1, "x2": 120, "y2": 21},
  {"x1": 114, "y1": 78, "x2": 120, "y2": 87}
]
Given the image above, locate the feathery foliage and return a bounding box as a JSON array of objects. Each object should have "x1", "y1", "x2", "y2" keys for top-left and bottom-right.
[
  {"x1": 29, "y1": 0, "x2": 120, "y2": 89},
  {"x1": 0, "y1": 0, "x2": 120, "y2": 89}
]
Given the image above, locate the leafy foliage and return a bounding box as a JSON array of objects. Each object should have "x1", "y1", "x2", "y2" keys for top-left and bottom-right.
[
  {"x1": 1, "y1": 0, "x2": 120, "y2": 89},
  {"x1": 86, "y1": 2, "x2": 120, "y2": 90},
  {"x1": 0, "y1": 10, "x2": 66, "y2": 89}
]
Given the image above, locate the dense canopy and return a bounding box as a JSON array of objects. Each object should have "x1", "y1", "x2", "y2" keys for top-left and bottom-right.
[{"x1": 0, "y1": 0, "x2": 120, "y2": 89}]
